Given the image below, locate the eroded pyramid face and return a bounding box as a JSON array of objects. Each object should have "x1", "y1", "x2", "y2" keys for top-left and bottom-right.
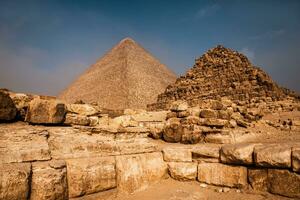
[
  {"x1": 149, "y1": 45, "x2": 295, "y2": 110},
  {"x1": 58, "y1": 38, "x2": 176, "y2": 110}
]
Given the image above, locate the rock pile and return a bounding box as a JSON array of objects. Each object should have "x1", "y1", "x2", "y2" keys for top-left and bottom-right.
[{"x1": 148, "y1": 45, "x2": 298, "y2": 110}]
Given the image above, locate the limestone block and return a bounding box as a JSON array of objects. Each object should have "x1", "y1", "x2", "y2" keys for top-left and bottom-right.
[
  {"x1": 66, "y1": 103, "x2": 98, "y2": 116},
  {"x1": 170, "y1": 100, "x2": 188, "y2": 112},
  {"x1": 162, "y1": 147, "x2": 192, "y2": 162},
  {"x1": 30, "y1": 160, "x2": 68, "y2": 200},
  {"x1": 0, "y1": 163, "x2": 31, "y2": 200},
  {"x1": 0, "y1": 125, "x2": 50, "y2": 163},
  {"x1": 168, "y1": 162, "x2": 198, "y2": 181},
  {"x1": 192, "y1": 144, "x2": 220, "y2": 162},
  {"x1": 220, "y1": 143, "x2": 258, "y2": 165},
  {"x1": 197, "y1": 163, "x2": 247, "y2": 188},
  {"x1": 199, "y1": 109, "x2": 217, "y2": 118},
  {"x1": 268, "y1": 169, "x2": 300, "y2": 198},
  {"x1": 66, "y1": 157, "x2": 116, "y2": 198},
  {"x1": 116, "y1": 152, "x2": 167, "y2": 194},
  {"x1": 64, "y1": 113, "x2": 90, "y2": 126},
  {"x1": 163, "y1": 118, "x2": 183, "y2": 143},
  {"x1": 131, "y1": 111, "x2": 167, "y2": 122},
  {"x1": 0, "y1": 91, "x2": 17, "y2": 121},
  {"x1": 25, "y1": 98, "x2": 66, "y2": 124},
  {"x1": 247, "y1": 168, "x2": 268, "y2": 191},
  {"x1": 292, "y1": 147, "x2": 300, "y2": 173},
  {"x1": 148, "y1": 122, "x2": 164, "y2": 139},
  {"x1": 254, "y1": 144, "x2": 291, "y2": 168}
]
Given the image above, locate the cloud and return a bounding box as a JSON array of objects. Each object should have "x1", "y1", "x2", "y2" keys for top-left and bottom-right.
[
  {"x1": 195, "y1": 4, "x2": 221, "y2": 19},
  {"x1": 240, "y1": 47, "x2": 255, "y2": 60},
  {"x1": 249, "y1": 29, "x2": 286, "y2": 40}
]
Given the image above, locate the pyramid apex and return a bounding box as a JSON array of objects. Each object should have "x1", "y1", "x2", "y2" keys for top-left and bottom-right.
[{"x1": 119, "y1": 37, "x2": 136, "y2": 44}]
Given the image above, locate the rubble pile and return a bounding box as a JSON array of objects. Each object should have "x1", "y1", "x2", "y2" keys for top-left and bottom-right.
[{"x1": 148, "y1": 45, "x2": 299, "y2": 110}]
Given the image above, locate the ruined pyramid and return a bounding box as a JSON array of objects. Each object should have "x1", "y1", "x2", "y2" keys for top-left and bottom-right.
[
  {"x1": 149, "y1": 45, "x2": 297, "y2": 110},
  {"x1": 59, "y1": 38, "x2": 176, "y2": 110}
]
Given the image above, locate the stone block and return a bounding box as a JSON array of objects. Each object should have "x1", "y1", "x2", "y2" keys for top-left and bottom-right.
[
  {"x1": 192, "y1": 144, "x2": 220, "y2": 159},
  {"x1": 116, "y1": 152, "x2": 167, "y2": 194},
  {"x1": 248, "y1": 168, "x2": 268, "y2": 191},
  {"x1": 66, "y1": 103, "x2": 98, "y2": 116},
  {"x1": 66, "y1": 157, "x2": 116, "y2": 198},
  {"x1": 220, "y1": 143, "x2": 258, "y2": 165},
  {"x1": 170, "y1": 100, "x2": 188, "y2": 112},
  {"x1": 168, "y1": 162, "x2": 197, "y2": 181},
  {"x1": 197, "y1": 163, "x2": 247, "y2": 188},
  {"x1": 200, "y1": 109, "x2": 217, "y2": 118},
  {"x1": 162, "y1": 147, "x2": 192, "y2": 162},
  {"x1": 131, "y1": 111, "x2": 167, "y2": 122},
  {"x1": 254, "y1": 144, "x2": 291, "y2": 168},
  {"x1": 25, "y1": 98, "x2": 66, "y2": 124},
  {"x1": 292, "y1": 147, "x2": 300, "y2": 173},
  {"x1": 0, "y1": 163, "x2": 31, "y2": 200},
  {"x1": 64, "y1": 113, "x2": 90, "y2": 126},
  {"x1": 163, "y1": 118, "x2": 183, "y2": 143},
  {"x1": 0, "y1": 91, "x2": 17, "y2": 121},
  {"x1": 30, "y1": 160, "x2": 68, "y2": 200},
  {"x1": 268, "y1": 169, "x2": 300, "y2": 198}
]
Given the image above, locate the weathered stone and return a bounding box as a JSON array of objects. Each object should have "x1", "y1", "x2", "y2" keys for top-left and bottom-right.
[
  {"x1": 170, "y1": 100, "x2": 188, "y2": 112},
  {"x1": 220, "y1": 143, "x2": 257, "y2": 165},
  {"x1": 9, "y1": 92, "x2": 34, "y2": 120},
  {"x1": 66, "y1": 103, "x2": 98, "y2": 116},
  {"x1": 163, "y1": 118, "x2": 183, "y2": 142},
  {"x1": 192, "y1": 144, "x2": 220, "y2": 159},
  {"x1": 177, "y1": 110, "x2": 190, "y2": 118},
  {"x1": 180, "y1": 116, "x2": 200, "y2": 125},
  {"x1": 205, "y1": 133, "x2": 234, "y2": 144},
  {"x1": 268, "y1": 169, "x2": 300, "y2": 198},
  {"x1": 254, "y1": 144, "x2": 291, "y2": 168},
  {"x1": 200, "y1": 109, "x2": 217, "y2": 118},
  {"x1": 0, "y1": 124, "x2": 50, "y2": 163},
  {"x1": 168, "y1": 162, "x2": 197, "y2": 181},
  {"x1": 66, "y1": 157, "x2": 116, "y2": 198},
  {"x1": 64, "y1": 113, "x2": 90, "y2": 126},
  {"x1": 166, "y1": 111, "x2": 177, "y2": 119},
  {"x1": 116, "y1": 152, "x2": 167, "y2": 193},
  {"x1": 31, "y1": 160, "x2": 68, "y2": 200},
  {"x1": 48, "y1": 127, "x2": 157, "y2": 159},
  {"x1": 25, "y1": 98, "x2": 66, "y2": 124},
  {"x1": 197, "y1": 163, "x2": 247, "y2": 188},
  {"x1": 0, "y1": 163, "x2": 31, "y2": 200},
  {"x1": 217, "y1": 110, "x2": 231, "y2": 120},
  {"x1": 88, "y1": 116, "x2": 99, "y2": 126},
  {"x1": 162, "y1": 147, "x2": 192, "y2": 162},
  {"x1": 0, "y1": 91, "x2": 17, "y2": 121},
  {"x1": 201, "y1": 118, "x2": 228, "y2": 127},
  {"x1": 181, "y1": 125, "x2": 203, "y2": 144},
  {"x1": 131, "y1": 111, "x2": 167, "y2": 122},
  {"x1": 148, "y1": 122, "x2": 164, "y2": 139},
  {"x1": 248, "y1": 168, "x2": 268, "y2": 191},
  {"x1": 292, "y1": 147, "x2": 300, "y2": 173}
]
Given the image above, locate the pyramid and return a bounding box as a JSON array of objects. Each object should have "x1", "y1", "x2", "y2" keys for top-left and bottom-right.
[
  {"x1": 59, "y1": 38, "x2": 176, "y2": 110},
  {"x1": 149, "y1": 45, "x2": 297, "y2": 110}
]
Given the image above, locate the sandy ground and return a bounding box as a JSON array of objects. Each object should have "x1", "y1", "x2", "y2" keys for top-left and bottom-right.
[{"x1": 73, "y1": 179, "x2": 292, "y2": 200}]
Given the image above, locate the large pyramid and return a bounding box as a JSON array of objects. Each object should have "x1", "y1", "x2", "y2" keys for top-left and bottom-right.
[
  {"x1": 149, "y1": 45, "x2": 297, "y2": 110},
  {"x1": 59, "y1": 38, "x2": 176, "y2": 110}
]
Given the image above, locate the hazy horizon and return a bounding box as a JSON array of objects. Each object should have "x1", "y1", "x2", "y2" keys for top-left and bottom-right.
[{"x1": 0, "y1": 0, "x2": 299, "y2": 96}]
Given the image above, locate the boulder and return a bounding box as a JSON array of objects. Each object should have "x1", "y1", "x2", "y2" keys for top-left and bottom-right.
[
  {"x1": 268, "y1": 169, "x2": 300, "y2": 198},
  {"x1": 181, "y1": 125, "x2": 203, "y2": 144},
  {"x1": 199, "y1": 109, "x2": 217, "y2": 118},
  {"x1": 162, "y1": 147, "x2": 192, "y2": 162},
  {"x1": 168, "y1": 162, "x2": 198, "y2": 181},
  {"x1": 220, "y1": 143, "x2": 257, "y2": 165},
  {"x1": 30, "y1": 160, "x2": 68, "y2": 200},
  {"x1": 0, "y1": 124, "x2": 50, "y2": 163},
  {"x1": 163, "y1": 118, "x2": 183, "y2": 142},
  {"x1": 0, "y1": 91, "x2": 17, "y2": 121},
  {"x1": 25, "y1": 98, "x2": 66, "y2": 124},
  {"x1": 201, "y1": 118, "x2": 228, "y2": 128},
  {"x1": 116, "y1": 152, "x2": 167, "y2": 194},
  {"x1": 148, "y1": 122, "x2": 164, "y2": 139},
  {"x1": 197, "y1": 163, "x2": 247, "y2": 188},
  {"x1": 9, "y1": 92, "x2": 34, "y2": 120},
  {"x1": 66, "y1": 103, "x2": 98, "y2": 116},
  {"x1": 170, "y1": 100, "x2": 188, "y2": 112},
  {"x1": 0, "y1": 163, "x2": 31, "y2": 200},
  {"x1": 66, "y1": 157, "x2": 116, "y2": 198},
  {"x1": 64, "y1": 113, "x2": 90, "y2": 126},
  {"x1": 292, "y1": 147, "x2": 300, "y2": 173},
  {"x1": 247, "y1": 168, "x2": 268, "y2": 191},
  {"x1": 254, "y1": 144, "x2": 291, "y2": 168}
]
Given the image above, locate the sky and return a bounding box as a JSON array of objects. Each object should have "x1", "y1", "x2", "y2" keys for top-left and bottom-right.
[{"x1": 0, "y1": 0, "x2": 299, "y2": 96}]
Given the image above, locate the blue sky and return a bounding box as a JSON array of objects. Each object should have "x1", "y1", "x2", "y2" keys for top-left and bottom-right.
[{"x1": 0, "y1": 0, "x2": 299, "y2": 95}]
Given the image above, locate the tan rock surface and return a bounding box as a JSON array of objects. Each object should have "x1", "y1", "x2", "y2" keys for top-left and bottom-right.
[
  {"x1": 167, "y1": 162, "x2": 197, "y2": 181},
  {"x1": 66, "y1": 103, "x2": 98, "y2": 116},
  {"x1": 162, "y1": 147, "x2": 192, "y2": 162},
  {"x1": 0, "y1": 124, "x2": 50, "y2": 163},
  {"x1": 292, "y1": 147, "x2": 300, "y2": 173},
  {"x1": 116, "y1": 152, "x2": 167, "y2": 193},
  {"x1": 30, "y1": 160, "x2": 68, "y2": 200},
  {"x1": 248, "y1": 168, "x2": 268, "y2": 191},
  {"x1": 0, "y1": 90, "x2": 17, "y2": 121},
  {"x1": 0, "y1": 163, "x2": 31, "y2": 200},
  {"x1": 25, "y1": 97, "x2": 66, "y2": 124},
  {"x1": 66, "y1": 157, "x2": 116, "y2": 198},
  {"x1": 197, "y1": 163, "x2": 247, "y2": 188}
]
